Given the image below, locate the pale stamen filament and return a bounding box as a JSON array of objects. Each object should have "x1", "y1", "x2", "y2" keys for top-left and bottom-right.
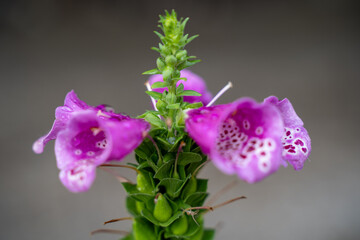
[
  {"x1": 145, "y1": 81, "x2": 158, "y2": 111},
  {"x1": 206, "y1": 82, "x2": 233, "y2": 107}
]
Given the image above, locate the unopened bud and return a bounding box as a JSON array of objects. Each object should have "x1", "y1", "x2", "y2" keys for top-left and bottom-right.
[
  {"x1": 162, "y1": 66, "x2": 173, "y2": 82},
  {"x1": 165, "y1": 55, "x2": 177, "y2": 67},
  {"x1": 133, "y1": 218, "x2": 157, "y2": 240},
  {"x1": 156, "y1": 58, "x2": 165, "y2": 71},
  {"x1": 153, "y1": 193, "x2": 172, "y2": 222},
  {"x1": 136, "y1": 172, "x2": 153, "y2": 194},
  {"x1": 176, "y1": 50, "x2": 187, "y2": 60},
  {"x1": 170, "y1": 215, "x2": 188, "y2": 235}
]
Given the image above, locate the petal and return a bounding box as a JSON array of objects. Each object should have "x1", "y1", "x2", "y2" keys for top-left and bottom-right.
[
  {"x1": 148, "y1": 70, "x2": 212, "y2": 105},
  {"x1": 105, "y1": 118, "x2": 150, "y2": 161},
  {"x1": 33, "y1": 90, "x2": 90, "y2": 154},
  {"x1": 265, "y1": 96, "x2": 311, "y2": 170},
  {"x1": 264, "y1": 96, "x2": 303, "y2": 127},
  {"x1": 59, "y1": 161, "x2": 96, "y2": 193},
  {"x1": 32, "y1": 120, "x2": 66, "y2": 154},
  {"x1": 282, "y1": 126, "x2": 311, "y2": 170},
  {"x1": 185, "y1": 104, "x2": 232, "y2": 154},
  {"x1": 186, "y1": 98, "x2": 284, "y2": 183},
  {"x1": 63, "y1": 90, "x2": 89, "y2": 111}
]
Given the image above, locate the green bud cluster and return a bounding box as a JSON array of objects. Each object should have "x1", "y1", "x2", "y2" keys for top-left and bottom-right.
[
  {"x1": 121, "y1": 10, "x2": 215, "y2": 240},
  {"x1": 142, "y1": 10, "x2": 202, "y2": 136}
]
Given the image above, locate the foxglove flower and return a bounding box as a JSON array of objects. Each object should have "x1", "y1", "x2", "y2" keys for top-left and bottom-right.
[
  {"x1": 264, "y1": 96, "x2": 311, "y2": 170},
  {"x1": 55, "y1": 110, "x2": 149, "y2": 192},
  {"x1": 33, "y1": 91, "x2": 150, "y2": 192},
  {"x1": 185, "y1": 98, "x2": 284, "y2": 183},
  {"x1": 148, "y1": 69, "x2": 212, "y2": 105}
]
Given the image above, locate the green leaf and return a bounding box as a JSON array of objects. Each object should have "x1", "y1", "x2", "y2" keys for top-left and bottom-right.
[
  {"x1": 176, "y1": 83, "x2": 184, "y2": 94},
  {"x1": 143, "y1": 68, "x2": 161, "y2": 75},
  {"x1": 184, "y1": 192, "x2": 209, "y2": 206},
  {"x1": 145, "y1": 91, "x2": 163, "y2": 100},
  {"x1": 202, "y1": 229, "x2": 216, "y2": 240},
  {"x1": 178, "y1": 90, "x2": 202, "y2": 97},
  {"x1": 168, "y1": 134, "x2": 185, "y2": 152},
  {"x1": 177, "y1": 152, "x2": 202, "y2": 166},
  {"x1": 120, "y1": 234, "x2": 134, "y2": 240},
  {"x1": 137, "y1": 161, "x2": 150, "y2": 170},
  {"x1": 151, "y1": 81, "x2": 169, "y2": 89},
  {"x1": 154, "y1": 160, "x2": 174, "y2": 180},
  {"x1": 157, "y1": 178, "x2": 185, "y2": 198},
  {"x1": 196, "y1": 179, "x2": 208, "y2": 192},
  {"x1": 166, "y1": 103, "x2": 180, "y2": 109},
  {"x1": 186, "y1": 34, "x2": 199, "y2": 44},
  {"x1": 185, "y1": 102, "x2": 203, "y2": 109},
  {"x1": 163, "y1": 152, "x2": 176, "y2": 162},
  {"x1": 126, "y1": 196, "x2": 141, "y2": 217},
  {"x1": 135, "y1": 151, "x2": 158, "y2": 172},
  {"x1": 141, "y1": 208, "x2": 183, "y2": 227},
  {"x1": 136, "y1": 110, "x2": 160, "y2": 119},
  {"x1": 151, "y1": 47, "x2": 161, "y2": 53},
  {"x1": 121, "y1": 183, "x2": 154, "y2": 202},
  {"x1": 154, "y1": 31, "x2": 165, "y2": 40},
  {"x1": 155, "y1": 136, "x2": 171, "y2": 151},
  {"x1": 179, "y1": 59, "x2": 201, "y2": 70},
  {"x1": 144, "y1": 113, "x2": 165, "y2": 129}
]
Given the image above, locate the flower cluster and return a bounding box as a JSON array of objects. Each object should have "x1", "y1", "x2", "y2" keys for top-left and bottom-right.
[{"x1": 33, "y1": 10, "x2": 311, "y2": 240}]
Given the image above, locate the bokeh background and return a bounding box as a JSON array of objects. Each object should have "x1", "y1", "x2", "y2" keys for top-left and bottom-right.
[{"x1": 1, "y1": 0, "x2": 359, "y2": 239}]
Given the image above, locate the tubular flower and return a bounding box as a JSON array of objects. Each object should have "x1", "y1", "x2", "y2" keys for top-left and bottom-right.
[
  {"x1": 148, "y1": 69, "x2": 212, "y2": 105},
  {"x1": 264, "y1": 96, "x2": 311, "y2": 170},
  {"x1": 32, "y1": 91, "x2": 150, "y2": 192},
  {"x1": 55, "y1": 110, "x2": 150, "y2": 192},
  {"x1": 185, "y1": 98, "x2": 284, "y2": 183}
]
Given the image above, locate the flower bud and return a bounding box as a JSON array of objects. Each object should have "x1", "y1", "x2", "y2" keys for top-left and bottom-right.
[
  {"x1": 156, "y1": 58, "x2": 165, "y2": 71},
  {"x1": 176, "y1": 50, "x2": 187, "y2": 61},
  {"x1": 153, "y1": 193, "x2": 172, "y2": 222},
  {"x1": 133, "y1": 218, "x2": 157, "y2": 240},
  {"x1": 170, "y1": 215, "x2": 188, "y2": 235},
  {"x1": 136, "y1": 172, "x2": 153, "y2": 194},
  {"x1": 160, "y1": 45, "x2": 171, "y2": 56},
  {"x1": 162, "y1": 66, "x2": 173, "y2": 82},
  {"x1": 165, "y1": 55, "x2": 177, "y2": 67}
]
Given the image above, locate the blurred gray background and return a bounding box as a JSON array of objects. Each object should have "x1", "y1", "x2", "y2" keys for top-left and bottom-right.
[{"x1": 1, "y1": 0, "x2": 359, "y2": 239}]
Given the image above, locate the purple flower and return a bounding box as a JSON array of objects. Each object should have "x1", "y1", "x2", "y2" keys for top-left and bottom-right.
[
  {"x1": 264, "y1": 96, "x2": 311, "y2": 170},
  {"x1": 33, "y1": 91, "x2": 150, "y2": 192},
  {"x1": 55, "y1": 110, "x2": 149, "y2": 192},
  {"x1": 185, "y1": 98, "x2": 284, "y2": 183},
  {"x1": 148, "y1": 69, "x2": 212, "y2": 105}
]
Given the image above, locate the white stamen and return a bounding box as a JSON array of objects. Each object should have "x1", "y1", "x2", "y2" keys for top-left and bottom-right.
[
  {"x1": 145, "y1": 81, "x2": 158, "y2": 111},
  {"x1": 207, "y1": 82, "x2": 233, "y2": 107}
]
